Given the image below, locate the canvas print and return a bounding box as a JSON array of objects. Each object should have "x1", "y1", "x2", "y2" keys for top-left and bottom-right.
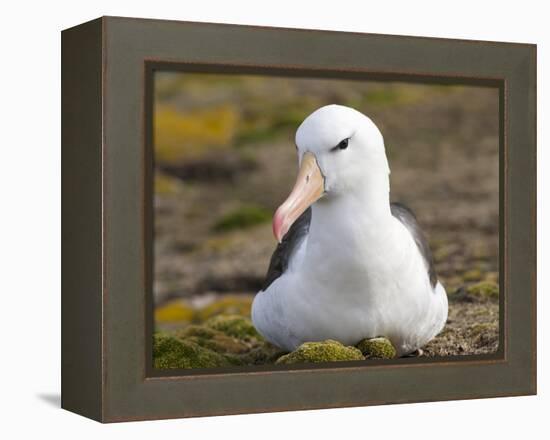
[{"x1": 151, "y1": 72, "x2": 500, "y2": 370}]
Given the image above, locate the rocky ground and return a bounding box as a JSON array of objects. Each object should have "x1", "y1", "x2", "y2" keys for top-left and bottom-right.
[{"x1": 152, "y1": 74, "x2": 500, "y2": 368}]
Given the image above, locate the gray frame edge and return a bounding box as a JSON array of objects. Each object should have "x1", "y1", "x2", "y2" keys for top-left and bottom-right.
[
  {"x1": 61, "y1": 18, "x2": 104, "y2": 421},
  {"x1": 61, "y1": 16, "x2": 537, "y2": 423}
]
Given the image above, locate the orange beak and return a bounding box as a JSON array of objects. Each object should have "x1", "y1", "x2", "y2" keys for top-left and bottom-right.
[{"x1": 273, "y1": 152, "x2": 325, "y2": 242}]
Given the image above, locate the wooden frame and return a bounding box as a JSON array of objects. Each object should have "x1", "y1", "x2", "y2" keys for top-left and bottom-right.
[{"x1": 61, "y1": 16, "x2": 536, "y2": 422}]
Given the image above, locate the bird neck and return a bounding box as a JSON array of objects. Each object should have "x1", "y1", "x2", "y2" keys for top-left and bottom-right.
[{"x1": 308, "y1": 171, "x2": 395, "y2": 249}]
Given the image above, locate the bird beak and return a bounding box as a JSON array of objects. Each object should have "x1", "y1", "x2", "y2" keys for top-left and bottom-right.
[{"x1": 273, "y1": 152, "x2": 325, "y2": 242}]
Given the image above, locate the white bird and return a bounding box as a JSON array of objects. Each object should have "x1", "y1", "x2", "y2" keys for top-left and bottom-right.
[{"x1": 252, "y1": 104, "x2": 448, "y2": 357}]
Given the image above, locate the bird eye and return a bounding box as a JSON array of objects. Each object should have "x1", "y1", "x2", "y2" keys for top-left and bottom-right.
[{"x1": 332, "y1": 138, "x2": 350, "y2": 151}]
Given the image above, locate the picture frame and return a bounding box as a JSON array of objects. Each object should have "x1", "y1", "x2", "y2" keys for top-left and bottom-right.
[{"x1": 61, "y1": 16, "x2": 536, "y2": 422}]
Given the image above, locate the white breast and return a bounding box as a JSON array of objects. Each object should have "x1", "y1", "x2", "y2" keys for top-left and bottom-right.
[{"x1": 252, "y1": 216, "x2": 448, "y2": 355}]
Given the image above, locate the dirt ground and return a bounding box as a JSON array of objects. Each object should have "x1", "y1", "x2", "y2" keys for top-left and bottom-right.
[{"x1": 153, "y1": 73, "x2": 500, "y2": 359}]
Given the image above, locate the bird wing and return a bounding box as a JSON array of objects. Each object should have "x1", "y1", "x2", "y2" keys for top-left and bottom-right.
[
  {"x1": 390, "y1": 202, "x2": 438, "y2": 288},
  {"x1": 260, "y1": 207, "x2": 312, "y2": 291}
]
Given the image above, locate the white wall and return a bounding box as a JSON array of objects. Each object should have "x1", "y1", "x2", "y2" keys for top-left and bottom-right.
[{"x1": 0, "y1": 0, "x2": 546, "y2": 438}]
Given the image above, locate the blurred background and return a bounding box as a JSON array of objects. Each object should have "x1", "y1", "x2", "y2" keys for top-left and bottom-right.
[{"x1": 153, "y1": 72, "x2": 500, "y2": 356}]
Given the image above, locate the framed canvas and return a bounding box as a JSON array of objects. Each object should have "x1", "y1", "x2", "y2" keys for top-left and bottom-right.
[{"x1": 61, "y1": 16, "x2": 536, "y2": 422}]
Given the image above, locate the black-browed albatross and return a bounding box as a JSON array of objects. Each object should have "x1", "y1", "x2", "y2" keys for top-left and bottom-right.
[{"x1": 251, "y1": 104, "x2": 448, "y2": 356}]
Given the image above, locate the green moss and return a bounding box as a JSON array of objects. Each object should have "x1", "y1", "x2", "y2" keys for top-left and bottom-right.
[
  {"x1": 275, "y1": 340, "x2": 364, "y2": 365},
  {"x1": 153, "y1": 334, "x2": 231, "y2": 369},
  {"x1": 271, "y1": 107, "x2": 309, "y2": 130},
  {"x1": 174, "y1": 325, "x2": 250, "y2": 354},
  {"x1": 234, "y1": 103, "x2": 311, "y2": 145},
  {"x1": 363, "y1": 87, "x2": 424, "y2": 107},
  {"x1": 466, "y1": 281, "x2": 499, "y2": 300},
  {"x1": 213, "y1": 205, "x2": 271, "y2": 232},
  {"x1": 462, "y1": 269, "x2": 483, "y2": 282},
  {"x1": 195, "y1": 296, "x2": 253, "y2": 321},
  {"x1": 469, "y1": 322, "x2": 497, "y2": 336},
  {"x1": 204, "y1": 315, "x2": 263, "y2": 341},
  {"x1": 356, "y1": 337, "x2": 397, "y2": 359},
  {"x1": 235, "y1": 124, "x2": 280, "y2": 145},
  {"x1": 240, "y1": 342, "x2": 287, "y2": 365},
  {"x1": 364, "y1": 88, "x2": 402, "y2": 105}
]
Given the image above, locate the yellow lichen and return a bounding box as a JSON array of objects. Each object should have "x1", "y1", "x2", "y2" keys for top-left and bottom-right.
[
  {"x1": 155, "y1": 104, "x2": 239, "y2": 163},
  {"x1": 154, "y1": 300, "x2": 194, "y2": 323},
  {"x1": 195, "y1": 296, "x2": 253, "y2": 321}
]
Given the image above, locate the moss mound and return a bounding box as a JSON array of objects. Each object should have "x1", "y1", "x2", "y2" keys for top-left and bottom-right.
[
  {"x1": 466, "y1": 281, "x2": 499, "y2": 300},
  {"x1": 155, "y1": 321, "x2": 282, "y2": 368},
  {"x1": 153, "y1": 334, "x2": 231, "y2": 369},
  {"x1": 356, "y1": 337, "x2": 397, "y2": 359},
  {"x1": 204, "y1": 314, "x2": 263, "y2": 341},
  {"x1": 174, "y1": 325, "x2": 250, "y2": 355},
  {"x1": 242, "y1": 342, "x2": 287, "y2": 365},
  {"x1": 276, "y1": 340, "x2": 364, "y2": 365}
]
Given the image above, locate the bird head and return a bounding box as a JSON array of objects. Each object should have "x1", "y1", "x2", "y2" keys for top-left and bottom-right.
[{"x1": 273, "y1": 104, "x2": 389, "y2": 242}]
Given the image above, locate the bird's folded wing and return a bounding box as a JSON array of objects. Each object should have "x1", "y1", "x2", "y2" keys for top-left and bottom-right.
[
  {"x1": 260, "y1": 207, "x2": 312, "y2": 291},
  {"x1": 390, "y1": 202, "x2": 438, "y2": 288}
]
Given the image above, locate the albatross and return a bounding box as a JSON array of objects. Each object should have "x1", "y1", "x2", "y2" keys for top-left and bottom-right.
[{"x1": 251, "y1": 104, "x2": 448, "y2": 356}]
